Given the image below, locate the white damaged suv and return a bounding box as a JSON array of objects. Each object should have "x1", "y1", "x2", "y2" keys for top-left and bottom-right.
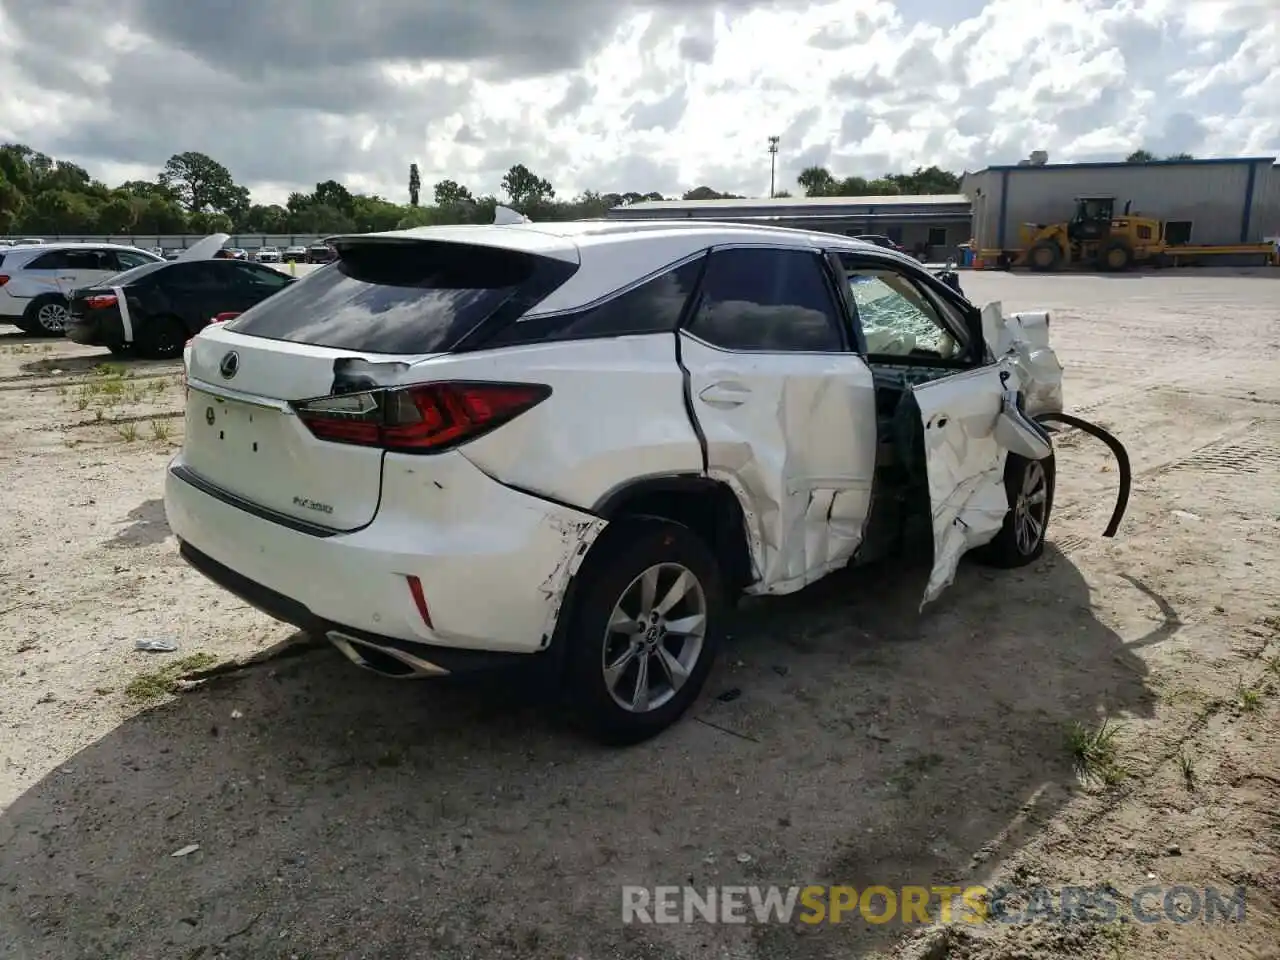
[{"x1": 166, "y1": 220, "x2": 1066, "y2": 743}]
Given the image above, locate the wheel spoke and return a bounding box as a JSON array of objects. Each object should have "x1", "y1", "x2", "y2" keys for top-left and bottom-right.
[
  {"x1": 607, "y1": 607, "x2": 643, "y2": 635},
  {"x1": 604, "y1": 644, "x2": 638, "y2": 691},
  {"x1": 1023, "y1": 466, "x2": 1042, "y2": 495},
  {"x1": 631, "y1": 653, "x2": 651, "y2": 712},
  {"x1": 656, "y1": 646, "x2": 690, "y2": 692},
  {"x1": 655, "y1": 570, "x2": 694, "y2": 616},
  {"x1": 1026, "y1": 489, "x2": 1047, "y2": 505},
  {"x1": 638, "y1": 567, "x2": 660, "y2": 617},
  {"x1": 1025, "y1": 511, "x2": 1043, "y2": 540},
  {"x1": 663, "y1": 613, "x2": 705, "y2": 637}
]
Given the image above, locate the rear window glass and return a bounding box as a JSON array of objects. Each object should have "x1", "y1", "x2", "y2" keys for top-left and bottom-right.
[{"x1": 225, "y1": 241, "x2": 567, "y2": 354}]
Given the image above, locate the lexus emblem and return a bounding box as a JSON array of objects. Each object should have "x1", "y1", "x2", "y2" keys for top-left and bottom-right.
[{"x1": 219, "y1": 350, "x2": 239, "y2": 380}]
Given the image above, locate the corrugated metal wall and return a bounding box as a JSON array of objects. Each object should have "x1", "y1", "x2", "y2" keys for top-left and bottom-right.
[
  {"x1": 1249, "y1": 164, "x2": 1280, "y2": 239},
  {"x1": 960, "y1": 171, "x2": 1001, "y2": 250},
  {"x1": 992, "y1": 163, "x2": 1257, "y2": 247}
]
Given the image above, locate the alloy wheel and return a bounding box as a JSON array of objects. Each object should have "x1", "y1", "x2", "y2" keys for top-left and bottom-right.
[
  {"x1": 1014, "y1": 460, "x2": 1049, "y2": 555},
  {"x1": 37, "y1": 301, "x2": 69, "y2": 333},
  {"x1": 601, "y1": 562, "x2": 707, "y2": 714}
]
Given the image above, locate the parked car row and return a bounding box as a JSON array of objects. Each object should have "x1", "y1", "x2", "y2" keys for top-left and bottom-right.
[
  {"x1": 1, "y1": 239, "x2": 298, "y2": 356},
  {"x1": 67, "y1": 257, "x2": 294, "y2": 359}
]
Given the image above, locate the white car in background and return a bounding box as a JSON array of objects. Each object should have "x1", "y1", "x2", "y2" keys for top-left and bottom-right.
[
  {"x1": 166, "y1": 219, "x2": 1084, "y2": 744},
  {"x1": 0, "y1": 242, "x2": 163, "y2": 334},
  {"x1": 256, "y1": 246, "x2": 281, "y2": 263}
]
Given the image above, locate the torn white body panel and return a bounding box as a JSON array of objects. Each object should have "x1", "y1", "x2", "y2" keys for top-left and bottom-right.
[
  {"x1": 911, "y1": 364, "x2": 1013, "y2": 604},
  {"x1": 913, "y1": 302, "x2": 1063, "y2": 606},
  {"x1": 982, "y1": 302, "x2": 1064, "y2": 415},
  {"x1": 678, "y1": 334, "x2": 879, "y2": 595}
]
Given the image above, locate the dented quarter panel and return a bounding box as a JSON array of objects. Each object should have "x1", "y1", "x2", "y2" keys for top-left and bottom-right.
[
  {"x1": 453, "y1": 335, "x2": 704, "y2": 511},
  {"x1": 678, "y1": 334, "x2": 878, "y2": 595},
  {"x1": 536, "y1": 515, "x2": 609, "y2": 647}
]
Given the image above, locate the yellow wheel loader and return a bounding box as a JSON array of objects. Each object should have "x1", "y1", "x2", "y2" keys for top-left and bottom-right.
[
  {"x1": 1020, "y1": 197, "x2": 1161, "y2": 272},
  {"x1": 991, "y1": 196, "x2": 1276, "y2": 272}
]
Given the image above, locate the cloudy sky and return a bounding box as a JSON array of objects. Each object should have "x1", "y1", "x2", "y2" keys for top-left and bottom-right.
[{"x1": 0, "y1": 0, "x2": 1276, "y2": 205}]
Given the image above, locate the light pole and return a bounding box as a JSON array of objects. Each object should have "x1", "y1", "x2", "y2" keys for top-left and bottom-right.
[{"x1": 767, "y1": 136, "x2": 780, "y2": 198}]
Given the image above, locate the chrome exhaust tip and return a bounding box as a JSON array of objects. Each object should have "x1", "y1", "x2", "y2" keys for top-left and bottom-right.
[{"x1": 327, "y1": 631, "x2": 449, "y2": 679}]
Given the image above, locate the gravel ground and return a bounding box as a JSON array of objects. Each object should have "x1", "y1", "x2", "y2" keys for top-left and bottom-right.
[{"x1": 1, "y1": 268, "x2": 1278, "y2": 960}]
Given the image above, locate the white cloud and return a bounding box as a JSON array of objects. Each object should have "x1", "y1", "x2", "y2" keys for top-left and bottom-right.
[{"x1": 0, "y1": 0, "x2": 1275, "y2": 205}]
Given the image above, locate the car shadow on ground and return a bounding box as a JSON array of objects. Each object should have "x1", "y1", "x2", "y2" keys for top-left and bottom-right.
[
  {"x1": 18, "y1": 352, "x2": 181, "y2": 376},
  {"x1": 106, "y1": 498, "x2": 171, "y2": 549},
  {"x1": 0, "y1": 545, "x2": 1155, "y2": 960}
]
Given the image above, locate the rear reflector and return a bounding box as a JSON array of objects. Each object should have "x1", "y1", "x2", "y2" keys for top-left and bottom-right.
[
  {"x1": 84, "y1": 294, "x2": 118, "y2": 309},
  {"x1": 405, "y1": 575, "x2": 434, "y2": 628},
  {"x1": 295, "y1": 381, "x2": 550, "y2": 453}
]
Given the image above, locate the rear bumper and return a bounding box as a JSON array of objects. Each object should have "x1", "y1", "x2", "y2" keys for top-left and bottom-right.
[
  {"x1": 0, "y1": 290, "x2": 28, "y2": 321},
  {"x1": 164, "y1": 451, "x2": 607, "y2": 657},
  {"x1": 65, "y1": 310, "x2": 124, "y2": 346},
  {"x1": 178, "y1": 541, "x2": 532, "y2": 674}
]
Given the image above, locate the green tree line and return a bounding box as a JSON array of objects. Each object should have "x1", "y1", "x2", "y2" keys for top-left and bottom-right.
[{"x1": 1, "y1": 143, "x2": 972, "y2": 236}]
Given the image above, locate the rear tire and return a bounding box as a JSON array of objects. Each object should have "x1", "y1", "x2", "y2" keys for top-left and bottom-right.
[
  {"x1": 136, "y1": 315, "x2": 188, "y2": 360},
  {"x1": 1028, "y1": 241, "x2": 1061, "y2": 272},
  {"x1": 563, "y1": 519, "x2": 725, "y2": 745},
  {"x1": 975, "y1": 453, "x2": 1056, "y2": 568},
  {"x1": 23, "y1": 295, "x2": 70, "y2": 336},
  {"x1": 1100, "y1": 241, "x2": 1132, "y2": 271}
]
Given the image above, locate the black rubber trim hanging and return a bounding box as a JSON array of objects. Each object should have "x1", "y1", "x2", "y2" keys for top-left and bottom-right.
[{"x1": 1033, "y1": 412, "x2": 1131, "y2": 537}]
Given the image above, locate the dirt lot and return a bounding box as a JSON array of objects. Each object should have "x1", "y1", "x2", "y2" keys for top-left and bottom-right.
[{"x1": 1, "y1": 270, "x2": 1278, "y2": 960}]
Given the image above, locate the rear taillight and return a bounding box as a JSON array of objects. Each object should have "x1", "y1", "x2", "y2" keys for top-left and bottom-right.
[
  {"x1": 295, "y1": 381, "x2": 550, "y2": 453},
  {"x1": 0, "y1": 275, "x2": 9, "y2": 286},
  {"x1": 212, "y1": 312, "x2": 240, "y2": 323},
  {"x1": 84, "y1": 294, "x2": 118, "y2": 309}
]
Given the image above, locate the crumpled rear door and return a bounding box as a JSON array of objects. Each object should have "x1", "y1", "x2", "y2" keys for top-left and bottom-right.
[{"x1": 912, "y1": 358, "x2": 1053, "y2": 605}]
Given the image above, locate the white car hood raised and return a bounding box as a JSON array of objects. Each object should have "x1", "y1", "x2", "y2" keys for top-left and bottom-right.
[{"x1": 178, "y1": 233, "x2": 231, "y2": 261}]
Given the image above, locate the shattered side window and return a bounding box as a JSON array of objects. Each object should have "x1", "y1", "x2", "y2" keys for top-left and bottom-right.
[{"x1": 842, "y1": 265, "x2": 966, "y2": 358}]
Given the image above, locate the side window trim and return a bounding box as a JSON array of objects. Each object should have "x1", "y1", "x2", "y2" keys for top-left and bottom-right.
[
  {"x1": 836, "y1": 252, "x2": 984, "y2": 364},
  {"x1": 678, "y1": 243, "x2": 851, "y2": 356},
  {"x1": 477, "y1": 250, "x2": 709, "y2": 348},
  {"x1": 821, "y1": 251, "x2": 865, "y2": 356},
  {"x1": 520, "y1": 249, "x2": 709, "y2": 322}
]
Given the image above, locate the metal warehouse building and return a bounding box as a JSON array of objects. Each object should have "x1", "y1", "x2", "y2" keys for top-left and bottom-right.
[
  {"x1": 962, "y1": 156, "x2": 1280, "y2": 253},
  {"x1": 605, "y1": 195, "x2": 974, "y2": 258}
]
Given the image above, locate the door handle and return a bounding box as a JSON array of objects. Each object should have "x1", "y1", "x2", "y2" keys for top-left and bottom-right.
[{"x1": 698, "y1": 382, "x2": 751, "y2": 407}]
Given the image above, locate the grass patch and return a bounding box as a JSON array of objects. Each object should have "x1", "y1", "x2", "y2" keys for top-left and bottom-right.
[
  {"x1": 1067, "y1": 717, "x2": 1128, "y2": 785},
  {"x1": 150, "y1": 418, "x2": 172, "y2": 442},
  {"x1": 1176, "y1": 749, "x2": 1195, "y2": 789},
  {"x1": 124, "y1": 653, "x2": 220, "y2": 703},
  {"x1": 1236, "y1": 681, "x2": 1264, "y2": 714},
  {"x1": 116, "y1": 421, "x2": 139, "y2": 442}
]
